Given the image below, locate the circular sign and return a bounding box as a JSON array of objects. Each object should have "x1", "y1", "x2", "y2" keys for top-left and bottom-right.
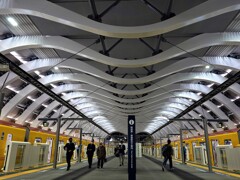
[{"x1": 129, "y1": 119, "x2": 134, "y2": 125}]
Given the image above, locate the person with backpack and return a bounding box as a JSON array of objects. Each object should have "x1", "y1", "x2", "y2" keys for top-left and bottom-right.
[
  {"x1": 64, "y1": 138, "x2": 75, "y2": 171},
  {"x1": 162, "y1": 139, "x2": 173, "y2": 171}
]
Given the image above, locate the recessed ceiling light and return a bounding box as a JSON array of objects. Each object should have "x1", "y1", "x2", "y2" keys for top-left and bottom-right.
[
  {"x1": 205, "y1": 65, "x2": 210, "y2": 69},
  {"x1": 34, "y1": 70, "x2": 40, "y2": 75},
  {"x1": 226, "y1": 69, "x2": 232, "y2": 73},
  {"x1": 54, "y1": 66, "x2": 59, "y2": 70},
  {"x1": 7, "y1": 17, "x2": 18, "y2": 26}
]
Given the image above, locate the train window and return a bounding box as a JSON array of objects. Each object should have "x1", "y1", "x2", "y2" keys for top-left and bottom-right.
[
  {"x1": 35, "y1": 138, "x2": 42, "y2": 143},
  {"x1": 224, "y1": 139, "x2": 232, "y2": 145},
  {"x1": 1, "y1": 132, "x2": 4, "y2": 140}
]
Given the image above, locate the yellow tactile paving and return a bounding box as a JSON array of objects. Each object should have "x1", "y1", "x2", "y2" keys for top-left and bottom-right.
[
  {"x1": 173, "y1": 159, "x2": 240, "y2": 179},
  {"x1": 0, "y1": 159, "x2": 87, "y2": 180},
  {"x1": 0, "y1": 163, "x2": 67, "y2": 180}
]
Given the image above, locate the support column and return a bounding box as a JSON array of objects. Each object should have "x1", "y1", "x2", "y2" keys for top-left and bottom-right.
[
  {"x1": 24, "y1": 125, "x2": 30, "y2": 142},
  {"x1": 79, "y1": 128, "x2": 82, "y2": 162},
  {"x1": 128, "y1": 115, "x2": 136, "y2": 180},
  {"x1": 53, "y1": 118, "x2": 61, "y2": 169},
  {"x1": 203, "y1": 119, "x2": 213, "y2": 172}
]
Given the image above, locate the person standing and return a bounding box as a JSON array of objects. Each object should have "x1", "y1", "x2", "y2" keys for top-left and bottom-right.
[
  {"x1": 97, "y1": 142, "x2": 106, "y2": 168},
  {"x1": 76, "y1": 144, "x2": 80, "y2": 162},
  {"x1": 86, "y1": 139, "x2": 95, "y2": 168},
  {"x1": 183, "y1": 143, "x2": 187, "y2": 164},
  {"x1": 119, "y1": 141, "x2": 126, "y2": 166},
  {"x1": 152, "y1": 142, "x2": 155, "y2": 156},
  {"x1": 64, "y1": 138, "x2": 75, "y2": 171},
  {"x1": 162, "y1": 139, "x2": 173, "y2": 171}
]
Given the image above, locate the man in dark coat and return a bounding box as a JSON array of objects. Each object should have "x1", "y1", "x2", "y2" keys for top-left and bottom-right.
[
  {"x1": 162, "y1": 139, "x2": 173, "y2": 171},
  {"x1": 86, "y1": 139, "x2": 95, "y2": 168},
  {"x1": 64, "y1": 137, "x2": 75, "y2": 171},
  {"x1": 97, "y1": 142, "x2": 106, "y2": 168}
]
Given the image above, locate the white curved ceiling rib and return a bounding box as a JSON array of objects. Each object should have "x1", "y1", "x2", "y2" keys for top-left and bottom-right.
[
  {"x1": 54, "y1": 84, "x2": 240, "y2": 118},
  {"x1": 4, "y1": 83, "x2": 213, "y2": 123},
  {"x1": 136, "y1": 84, "x2": 240, "y2": 118},
  {"x1": 0, "y1": 0, "x2": 239, "y2": 38},
  {"x1": 58, "y1": 90, "x2": 237, "y2": 128},
  {"x1": 4, "y1": 71, "x2": 240, "y2": 99},
  {"x1": 139, "y1": 92, "x2": 234, "y2": 130},
  {"x1": 32, "y1": 99, "x2": 115, "y2": 129},
  {"x1": 2, "y1": 72, "x2": 240, "y2": 120},
  {"x1": 2, "y1": 83, "x2": 239, "y2": 133},
  {"x1": 17, "y1": 86, "x2": 190, "y2": 126},
  {"x1": 1, "y1": 57, "x2": 238, "y2": 87},
  {"x1": 1, "y1": 33, "x2": 240, "y2": 68}
]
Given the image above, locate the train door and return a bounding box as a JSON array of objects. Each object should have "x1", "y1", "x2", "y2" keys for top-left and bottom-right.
[
  {"x1": 4, "y1": 134, "x2": 12, "y2": 160},
  {"x1": 211, "y1": 139, "x2": 219, "y2": 166},
  {"x1": 185, "y1": 143, "x2": 190, "y2": 161},
  {"x1": 192, "y1": 142, "x2": 197, "y2": 160},
  {"x1": 46, "y1": 138, "x2": 53, "y2": 163},
  {"x1": 5, "y1": 134, "x2": 12, "y2": 151},
  {"x1": 199, "y1": 142, "x2": 208, "y2": 164}
]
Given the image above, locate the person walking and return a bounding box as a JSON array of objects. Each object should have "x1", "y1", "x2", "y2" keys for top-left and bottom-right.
[
  {"x1": 64, "y1": 137, "x2": 75, "y2": 171},
  {"x1": 162, "y1": 139, "x2": 173, "y2": 171},
  {"x1": 97, "y1": 142, "x2": 106, "y2": 168},
  {"x1": 86, "y1": 139, "x2": 96, "y2": 168},
  {"x1": 118, "y1": 141, "x2": 126, "y2": 166}
]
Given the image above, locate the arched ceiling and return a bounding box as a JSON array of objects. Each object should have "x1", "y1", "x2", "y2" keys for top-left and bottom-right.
[{"x1": 0, "y1": 0, "x2": 239, "y2": 138}]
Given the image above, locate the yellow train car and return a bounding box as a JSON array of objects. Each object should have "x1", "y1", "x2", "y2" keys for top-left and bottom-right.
[
  {"x1": 171, "y1": 129, "x2": 240, "y2": 164},
  {"x1": 0, "y1": 121, "x2": 93, "y2": 171},
  {"x1": 143, "y1": 129, "x2": 239, "y2": 168}
]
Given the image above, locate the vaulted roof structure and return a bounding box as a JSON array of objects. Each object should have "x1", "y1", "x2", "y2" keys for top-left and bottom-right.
[{"x1": 0, "y1": 0, "x2": 239, "y2": 139}]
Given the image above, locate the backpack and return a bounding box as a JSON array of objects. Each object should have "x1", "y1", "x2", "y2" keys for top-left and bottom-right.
[
  {"x1": 161, "y1": 144, "x2": 168, "y2": 156},
  {"x1": 115, "y1": 149, "x2": 120, "y2": 157}
]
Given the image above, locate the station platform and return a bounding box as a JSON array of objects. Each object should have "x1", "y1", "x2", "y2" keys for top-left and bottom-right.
[{"x1": 2, "y1": 156, "x2": 240, "y2": 180}]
